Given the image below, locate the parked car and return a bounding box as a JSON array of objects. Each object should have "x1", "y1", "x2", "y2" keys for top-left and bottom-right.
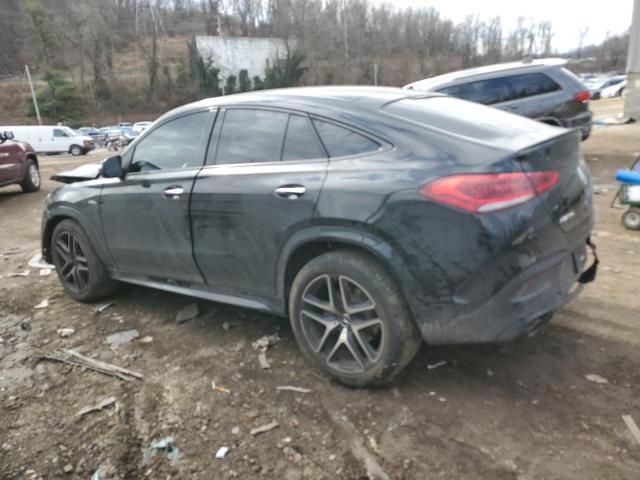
[
  {"x1": 42, "y1": 87, "x2": 596, "y2": 386},
  {"x1": 0, "y1": 125, "x2": 94, "y2": 156},
  {"x1": 133, "y1": 121, "x2": 153, "y2": 135},
  {"x1": 0, "y1": 130, "x2": 40, "y2": 192},
  {"x1": 601, "y1": 79, "x2": 627, "y2": 98},
  {"x1": 117, "y1": 122, "x2": 132, "y2": 128},
  {"x1": 588, "y1": 75, "x2": 626, "y2": 100},
  {"x1": 405, "y1": 58, "x2": 593, "y2": 140}
]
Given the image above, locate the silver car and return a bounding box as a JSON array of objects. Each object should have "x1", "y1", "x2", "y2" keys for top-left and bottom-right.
[{"x1": 405, "y1": 58, "x2": 593, "y2": 140}]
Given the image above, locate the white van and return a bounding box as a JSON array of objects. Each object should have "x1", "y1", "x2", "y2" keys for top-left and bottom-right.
[{"x1": 0, "y1": 125, "x2": 95, "y2": 156}]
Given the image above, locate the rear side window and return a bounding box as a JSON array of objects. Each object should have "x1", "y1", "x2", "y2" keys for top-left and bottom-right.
[
  {"x1": 507, "y1": 73, "x2": 560, "y2": 99},
  {"x1": 312, "y1": 119, "x2": 379, "y2": 157},
  {"x1": 53, "y1": 128, "x2": 69, "y2": 137},
  {"x1": 215, "y1": 109, "x2": 288, "y2": 164},
  {"x1": 283, "y1": 115, "x2": 325, "y2": 161}
]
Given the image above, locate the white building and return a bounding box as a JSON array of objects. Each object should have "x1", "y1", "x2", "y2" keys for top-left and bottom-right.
[{"x1": 195, "y1": 36, "x2": 291, "y2": 82}]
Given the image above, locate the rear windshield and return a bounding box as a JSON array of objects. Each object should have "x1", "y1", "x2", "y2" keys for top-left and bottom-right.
[{"x1": 383, "y1": 97, "x2": 540, "y2": 140}]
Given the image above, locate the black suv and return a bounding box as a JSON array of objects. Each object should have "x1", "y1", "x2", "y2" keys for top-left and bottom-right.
[
  {"x1": 42, "y1": 87, "x2": 595, "y2": 386},
  {"x1": 405, "y1": 58, "x2": 593, "y2": 140}
]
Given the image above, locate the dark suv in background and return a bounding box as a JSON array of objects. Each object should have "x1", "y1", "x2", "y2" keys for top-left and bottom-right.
[
  {"x1": 405, "y1": 58, "x2": 593, "y2": 140},
  {"x1": 0, "y1": 131, "x2": 40, "y2": 193}
]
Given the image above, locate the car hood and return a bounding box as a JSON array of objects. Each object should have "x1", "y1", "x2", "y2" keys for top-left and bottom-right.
[{"x1": 51, "y1": 163, "x2": 102, "y2": 183}]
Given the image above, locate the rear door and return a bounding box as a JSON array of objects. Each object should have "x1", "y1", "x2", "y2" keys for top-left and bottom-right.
[
  {"x1": 99, "y1": 109, "x2": 215, "y2": 283},
  {"x1": 191, "y1": 108, "x2": 328, "y2": 298}
]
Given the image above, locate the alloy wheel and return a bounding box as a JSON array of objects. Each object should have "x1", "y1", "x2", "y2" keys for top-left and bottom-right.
[
  {"x1": 54, "y1": 232, "x2": 90, "y2": 293},
  {"x1": 299, "y1": 274, "x2": 385, "y2": 373},
  {"x1": 29, "y1": 164, "x2": 40, "y2": 187}
]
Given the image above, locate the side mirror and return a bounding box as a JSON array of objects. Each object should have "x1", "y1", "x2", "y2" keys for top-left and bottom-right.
[
  {"x1": 102, "y1": 155, "x2": 124, "y2": 179},
  {"x1": 3, "y1": 131, "x2": 14, "y2": 140}
]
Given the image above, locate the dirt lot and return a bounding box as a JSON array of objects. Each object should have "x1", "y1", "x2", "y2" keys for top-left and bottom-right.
[{"x1": 1, "y1": 98, "x2": 639, "y2": 479}]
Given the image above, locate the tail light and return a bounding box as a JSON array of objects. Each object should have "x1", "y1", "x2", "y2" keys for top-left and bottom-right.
[
  {"x1": 420, "y1": 171, "x2": 560, "y2": 213},
  {"x1": 575, "y1": 90, "x2": 591, "y2": 102}
]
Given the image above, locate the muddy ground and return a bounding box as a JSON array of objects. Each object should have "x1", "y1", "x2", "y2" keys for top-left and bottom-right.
[{"x1": 1, "y1": 98, "x2": 639, "y2": 479}]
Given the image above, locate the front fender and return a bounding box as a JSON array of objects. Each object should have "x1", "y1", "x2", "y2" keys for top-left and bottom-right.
[{"x1": 42, "y1": 182, "x2": 110, "y2": 266}]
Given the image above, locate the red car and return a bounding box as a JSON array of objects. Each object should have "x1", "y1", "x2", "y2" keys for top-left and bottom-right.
[{"x1": 0, "y1": 131, "x2": 40, "y2": 192}]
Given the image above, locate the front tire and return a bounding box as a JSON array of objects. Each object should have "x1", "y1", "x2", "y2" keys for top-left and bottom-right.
[
  {"x1": 288, "y1": 250, "x2": 421, "y2": 388},
  {"x1": 622, "y1": 208, "x2": 640, "y2": 230},
  {"x1": 51, "y1": 220, "x2": 118, "y2": 302},
  {"x1": 69, "y1": 145, "x2": 83, "y2": 156},
  {"x1": 20, "y1": 158, "x2": 40, "y2": 192}
]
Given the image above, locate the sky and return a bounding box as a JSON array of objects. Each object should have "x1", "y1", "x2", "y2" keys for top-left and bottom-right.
[{"x1": 382, "y1": 0, "x2": 633, "y2": 52}]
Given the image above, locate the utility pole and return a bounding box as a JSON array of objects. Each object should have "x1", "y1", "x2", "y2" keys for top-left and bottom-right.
[
  {"x1": 25, "y1": 65, "x2": 41, "y2": 126},
  {"x1": 625, "y1": 0, "x2": 640, "y2": 120},
  {"x1": 373, "y1": 63, "x2": 378, "y2": 86}
]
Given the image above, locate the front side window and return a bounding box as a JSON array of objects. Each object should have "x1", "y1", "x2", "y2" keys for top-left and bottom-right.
[
  {"x1": 129, "y1": 111, "x2": 209, "y2": 172},
  {"x1": 311, "y1": 119, "x2": 379, "y2": 157},
  {"x1": 215, "y1": 109, "x2": 289, "y2": 165},
  {"x1": 507, "y1": 73, "x2": 561, "y2": 100},
  {"x1": 53, "y1": 128, "x2": 69, "y2": 138}
]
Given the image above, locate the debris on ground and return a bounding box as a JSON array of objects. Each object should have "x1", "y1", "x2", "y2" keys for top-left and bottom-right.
[
  {"x1": 94, "y1": 302, "x2": 115, "y2": 315},
  {"x1": 258, "y1": 352, "x2": 271, "y2": 370},
  {"x1": 143, "y1": 436, "x2": 180, "y2": 465},
  {"x1": 215, "y1": 446, "x2": 230, "y2": 459},
  {"x1": 622, "y1": 415, "x2": 640, "y2": 448},
  {"x1": 252, "y1": 334, "x2": 280, "y2": 352},
  {"x1": 28, "y1": 252, "x2": 55, "y2": 270},
  {"x1": 20, "y1": 320, "x2": 31, "y2": 331},
  {"x1": 62, "y1": 463, "x2": 74, "y2": 474},
  {"x1": 39, "y1": 268, "x2": 52, "y2": 276},
  {"x1": 34, "y1": 299, "x2": 49, "y2": 310},
  {"x1": 585, "y1": 374, "x2": 609, "y2": 384},
  {"x1": 105, "y1": 329, "x2": 140, "y2": 347},
  {"x1": 222, "y1": 319, "x2": 242, "y2": 330},
  {"x1": 8, "y1": 270, "x2": 29, "y2": 277},
  {"x1": 139, "y1": 335, "x2": 153, "y2": 343},
  {"x1": 56, "y1": 328, "x2": 75, "y2": 338},
  {"x1": 211, "y1": 380, "x2": 231, "y2": 394},
  {"x1": 427, "y1": 360, "x2": 447, "y2": 370},
  {"x1": 90, "y1": 468, "x2": 101, "y2": 480},
  {"x1": 175, "y1": 303, "x2": 199, "y2": 324},
  {"x1": 76, "y1": 396, "x2": 117, "y2": 418},
  {"x1": 42, "y1": 349, "x2": 143, "y2": 381},
  {"x1": 250, "y1": 420, "x2": 280, "y2": 436},
  {"x1": 276, "y1": 385, "x2": 312, "y2": 394},
  {"x1": 486, "y1": 369, "x2": 494, "y2": 377}
]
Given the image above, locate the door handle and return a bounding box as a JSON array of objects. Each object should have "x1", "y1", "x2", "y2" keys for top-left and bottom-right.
[
  {"x1": 274, "y1": 185, "x2": 306, "y2": 200},
  {"x1": 163, "y1": 186, "x2": 184, "y2": 199}
]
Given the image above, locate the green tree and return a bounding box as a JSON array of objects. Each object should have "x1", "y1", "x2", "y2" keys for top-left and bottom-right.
[
  {"x1": 238, "y1": 69, "x2": 251, "y2": 92},
  {"x1": 26, "y1": 70, "x2": 84, "y2": 123},
  {"x1": 264, "y1": 50, "x2": 307, "y2": 89},
  {"x1": 252, "y1": 75, "x2": 264, "y2": 90},
  {"x1": 225, "y1": 74, "x2": 237, "y2": 94}
]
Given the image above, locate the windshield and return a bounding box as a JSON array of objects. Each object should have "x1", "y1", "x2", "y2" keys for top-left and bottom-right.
[{"x1": 63, "y1": 127, "x2": 78, "y2": 137}]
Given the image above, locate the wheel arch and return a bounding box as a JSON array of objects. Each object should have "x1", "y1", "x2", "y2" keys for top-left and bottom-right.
[
  {"x1": 276, "y1": 226, "x2": 415, "y2": 316},
  {"x1": 42, "y1": 209, "x2": 111, "y2": 267}
]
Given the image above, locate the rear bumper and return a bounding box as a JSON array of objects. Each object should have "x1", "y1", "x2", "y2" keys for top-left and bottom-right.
[
  {"x1": 413, "y1": 239, "x2": 589, "y2": 345},
  {"x1": 562, "y1": 111, "x2": 592, "y2": 140}
]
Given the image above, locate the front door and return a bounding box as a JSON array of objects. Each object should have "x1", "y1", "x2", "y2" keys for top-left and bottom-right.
[
  {"x1": 0, "y1": 139, "x2": 22, "y2": 184},
  {"x1": 191, "y1": 108, "x2": 329, "y2": 298},
  {"x1": 99, "y1": 109, "x2": 215, "y2": 284}
]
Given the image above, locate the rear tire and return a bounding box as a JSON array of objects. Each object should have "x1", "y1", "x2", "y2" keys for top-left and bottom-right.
[
  {"x1": 20, "y1": 158, "x2": 40, "y2": 192},
  {"x1": 51, "y1": 219, "x2": 118, "y2": 302},
  {"x1": 288, "y1": 249, "x2": 421, "y2": 388},
  {"x1": 622, "y1": 208, "x2": 640, "y2": 230},
  {"x1": 69, "y1": 145, "x2": 83, "y2": 156}
]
